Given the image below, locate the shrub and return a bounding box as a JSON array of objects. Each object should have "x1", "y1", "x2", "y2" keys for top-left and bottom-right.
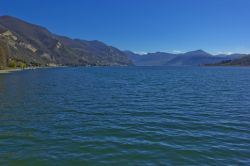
[{"x1": 8, "y1": 60, "x2": 17, "y2": 68}]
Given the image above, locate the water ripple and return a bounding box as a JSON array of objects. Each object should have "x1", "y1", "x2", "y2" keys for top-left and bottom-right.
[{"x1": 0, "y1": 67, "x2": 250, "y2": 165}]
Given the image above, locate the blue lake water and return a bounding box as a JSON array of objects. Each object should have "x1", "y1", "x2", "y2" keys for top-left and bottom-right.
[{"x1": 0, "y1": 67, "x2": 250, "y2": 165}]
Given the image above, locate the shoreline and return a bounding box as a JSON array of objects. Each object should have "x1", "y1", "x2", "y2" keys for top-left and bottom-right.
[
  {"x1": 0, "y1": 66, "x2": 65, "y2": 74},
  {"x1": 1, "y1": 65, "x2": 249, "y2": 74},
  {"x1": 0, "y1": 68, "x2": 22, "y2": 74}
]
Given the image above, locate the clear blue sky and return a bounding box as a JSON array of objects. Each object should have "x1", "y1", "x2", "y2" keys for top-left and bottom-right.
[{"x1": 0, "y1": 0, "x2": 250, "y2": 54}]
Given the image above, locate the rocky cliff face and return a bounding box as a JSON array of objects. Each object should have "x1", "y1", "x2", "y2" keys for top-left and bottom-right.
[{"x1": 0, "y1": 16, "x2": 133, "y2": 69}]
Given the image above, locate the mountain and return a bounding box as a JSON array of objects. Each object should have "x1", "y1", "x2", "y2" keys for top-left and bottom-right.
[
  {"x1": 0, "y1": 16, "x2": 133, "y2": 69},
  {"x1": 208, "y1": 54, "x2": 250, "y2": 66},
  {"x1": 124, "y1": 51, "x2": 177, "y2": 66},
  {"x1": 57, "y1": 36, "x2": 132, "y2": 66},
  {"x1": 217, "y1": 53, "x2": 246, "y2": 59},
  {"x1": 125, "y1": 50, "x2": 244, "y2": 66},
  {"x1": 164, "y1": 50, "x2": 230, "y2": 66}
]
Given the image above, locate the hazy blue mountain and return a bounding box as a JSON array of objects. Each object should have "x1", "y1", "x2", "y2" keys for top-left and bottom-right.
[
  {"x1": 0, "y1": 15, "x2": 133, "y2": 69},
  {"x1": 123, "y1": 51, "x2": 142, "y2": 62},
  {"x1": 125, "y1": 49, "x2": 245, "y2": 66},
  {"x1": 124, "y1": 51, "x2": 177, "y2": 66},
  {"x1": 217, "y1": 53, "x2": 247, "y2": 59},
  {"x1": 164, "y1": 50, "x2": 230, "y2": 66}
]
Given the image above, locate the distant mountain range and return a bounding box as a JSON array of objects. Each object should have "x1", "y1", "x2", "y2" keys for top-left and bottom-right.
[
  {"x1": 124, "y1": 50, "x2": 248, "y2": 66},
  {"x1": 0, "y1": 16, "x2": 133, "y2": 69},
  {"x1": 0, "y1": 15, "x2": 249, "y2": 69}
]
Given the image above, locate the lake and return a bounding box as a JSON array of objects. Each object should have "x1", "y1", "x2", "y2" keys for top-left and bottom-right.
[{"x1": 0, "y1": 67, "x2": 250, "y2": 165}]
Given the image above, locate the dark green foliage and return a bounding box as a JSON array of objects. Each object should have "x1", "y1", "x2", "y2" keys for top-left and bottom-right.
[
  {"x1": 8, "y1": 59, "x2": 28, "y2": 69},
  {"x1": 8, "y1": 60, "x2": 16, "y2": 68}
]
